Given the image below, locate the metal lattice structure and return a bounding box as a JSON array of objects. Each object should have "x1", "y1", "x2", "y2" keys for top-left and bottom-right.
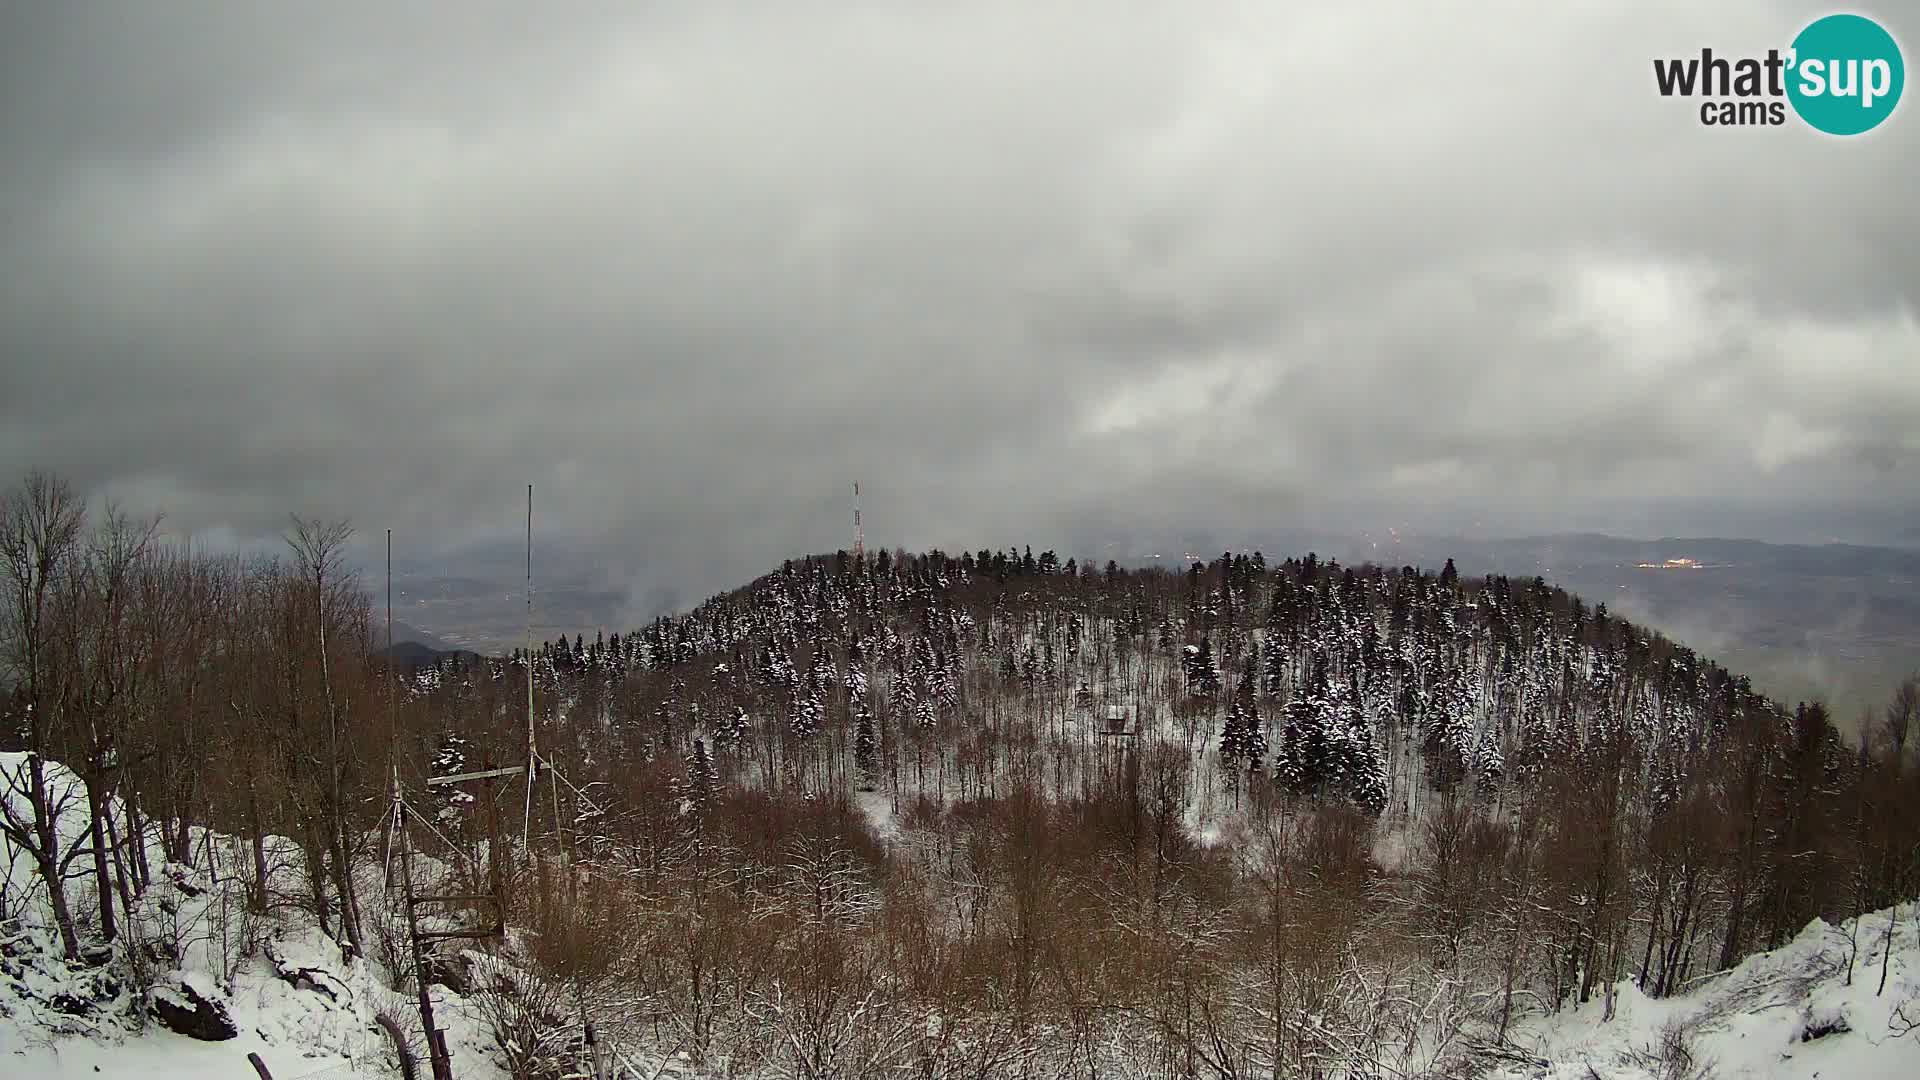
[
  {"x1": 378, "y1": 487, "x2": 606, "y2": 1079},
  {"x1": 852, "y1": 480, "x2": 865, "y2": 562}
]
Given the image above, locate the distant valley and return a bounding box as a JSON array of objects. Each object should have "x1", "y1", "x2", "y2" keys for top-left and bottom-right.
[{"x1": 1281, "y1": 531, "x2": 1919, "y2": 726}]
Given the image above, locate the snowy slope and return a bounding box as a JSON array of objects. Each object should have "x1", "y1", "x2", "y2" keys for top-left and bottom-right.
[
  {"x1": 1494, "y1": 903, "x2": 1920, "y2": 1080},
  {"x1": 14, "y1": 901, "x2": 1918, "y2": 1079},
  {"x1": 9, "y1": 743, "x2": 1920, "y2": 1079},
  {"x1": 0, "y1": 751, "x2": 502, "y2": 1079}
]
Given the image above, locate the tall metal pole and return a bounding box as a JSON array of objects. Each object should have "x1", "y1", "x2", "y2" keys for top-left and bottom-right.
[
  {"x1": 389, "y1": 528, "x2": 453, "y2": 1078},
  {"x1": 398, "y1": 774, "x2": 454, "y2": 1080},
  {"x1": 387, "y1": 529, "x2": 395, "y2": 759},
  {"x1": 385, "y1": 530, "x2": 397, "y2": 885},
  {"x1": 523, "y1": 484, "x2": 537, "y2": 843},
  {"x1": 526, "y1": 482, "x2": 533, "y2": 746}
]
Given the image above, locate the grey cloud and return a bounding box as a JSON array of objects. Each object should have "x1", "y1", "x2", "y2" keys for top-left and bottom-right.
[{"x1": 2, "y1": 1, "x2": 1916, "y2": 615}]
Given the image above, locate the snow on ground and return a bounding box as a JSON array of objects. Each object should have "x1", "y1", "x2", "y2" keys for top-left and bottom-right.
[
  {"x1": 4, "y1": 958, "x2": 502, "y2": 1080},
  {"x1": 3, "y1": 751, "x2": 96, "y2": 914},
  {"x1": 855, "y1": 788, "x2": 901, "y2": 845},
  {"x1": 1493, "y1": 903, "x2": 1920, "y2": 1080},
  {"x1": 2, "y1": 881, "x2": 504, "y2": 1080},
  {"x1": 16, "y1": 899, "x2": 1919, "y2": 1079},
  {"x1": 0, "y1": 751, "x2": 503, "y2": 1079},
  {"x1": 9, "y1": 745, "x2": 1920, "y2": 1078}
]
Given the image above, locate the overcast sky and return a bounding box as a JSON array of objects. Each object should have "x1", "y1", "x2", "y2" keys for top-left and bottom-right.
[{"x1": 2, "y1": 2, "x2": 1916, "y2": 608}]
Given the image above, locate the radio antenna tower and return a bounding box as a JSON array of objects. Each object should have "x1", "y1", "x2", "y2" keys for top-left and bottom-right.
[
  {"x1": 852, "y1": 481, "x2": 865, "y2": 563},
  {"x1": 523, "y1": 483, "x2": 537, "y2": 842}
]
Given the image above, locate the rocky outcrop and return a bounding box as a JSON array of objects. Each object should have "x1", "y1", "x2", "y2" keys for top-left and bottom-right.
[{"x1": 148, "y1": 980, "x2": 237, "y2": 1041}]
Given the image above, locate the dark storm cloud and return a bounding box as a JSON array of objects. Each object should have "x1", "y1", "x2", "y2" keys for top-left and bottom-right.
[{"x1": 2, "y1": 1, "x2": 1916, "y2": 610}]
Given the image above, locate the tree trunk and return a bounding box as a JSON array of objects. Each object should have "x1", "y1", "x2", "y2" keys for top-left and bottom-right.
[
  {"x1": 1638, "y1": 858, "x2": 1668, "y2": 990},
  {"x1": 1879, "y1": 903, "x2": 1899, "y2": 997},
  {"x1": 301, "y1": 820, "x2": 332, "y2": 939},
  {"x1": 251, "y1": 829, "x2": 270, "y2": 913},
  {"x1": 124, "y1": 789, "x2": 152, "y2": 892},
  {"x1": 330, "y1": 813, "x2": 365, "y2": 959},
  {"x1": 171, "y1": 802, "x2": 193, "y2": 868},
  {"x1": 86, "y1": 776, "x2": 119, "y2": 942},
  {"x1": 104, "y1": 806, "x2": 137, "y2": 932},
  {"x1": 39, "y1": 848, "x2": 84, "y2": 959},
  {"x1": 25, "y1": 756, "x2": 84, "y2": 959}
]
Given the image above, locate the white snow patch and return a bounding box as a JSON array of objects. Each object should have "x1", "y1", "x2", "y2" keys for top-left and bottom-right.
[{"x1": 1492, "y1": 904, "x2": 1920, "y2": 1080}]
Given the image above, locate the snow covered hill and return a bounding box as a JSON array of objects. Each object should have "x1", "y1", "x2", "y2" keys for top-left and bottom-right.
[{"x1": 1491, "y1": 903, "x2": 1920, "y2": 1080}]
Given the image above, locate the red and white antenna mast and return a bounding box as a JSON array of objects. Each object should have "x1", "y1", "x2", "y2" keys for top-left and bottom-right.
[{"x1": 852, "y1": 481, "x2": 865, "y2": 562}]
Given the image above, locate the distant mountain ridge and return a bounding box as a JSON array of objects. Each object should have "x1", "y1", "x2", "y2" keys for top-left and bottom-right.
[
  {"x1": 373, "y1": 639, "x2": 485, "y2": 669},
  {"x1": 366, "y1": 617, "x2": 487, "y2": 670},
  {"x1": 378, "y1": 618, "x2": 456, "y2": 653}
]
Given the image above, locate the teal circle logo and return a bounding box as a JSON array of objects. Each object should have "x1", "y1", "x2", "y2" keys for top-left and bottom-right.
[{"x1": 1787, "y1": 14, "x2": 1905, "y2": 135}]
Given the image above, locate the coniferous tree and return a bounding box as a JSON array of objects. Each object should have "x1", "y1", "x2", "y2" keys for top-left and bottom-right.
[
  {"x1": 790, "y1": 666, "x2": 822, "y2": 740},
  {"x1": 1278, "y1": 656, "x2": 1336, "y2": 797},
  {"x1": 1184, "y1": 635, "x2": 1221, "y2": 697},
  {"x1": 844, "y1": 639, "x2": 867, "y2": 698},
  {"x1": 936, "y1": 649, "x2": 961, "y2": 710},
  {"x1": 1329, "y1": 675, "x2": 1389, "y2": 813},
  {"x1": 716, "y1": 705, "x2": 750, "y2": 753},
  {"x1": 687, "y1": 737, "x2": 718, "y2": 812},
  {"x1": 853, "y1": 701, "x2": 878, "y2": 791},
  {"x1": 1220, "y1": 670, "x2": 1267, "y2": 778},
  {"x1": 658, "y1": 676, "x2": 686, "y2": 754}
]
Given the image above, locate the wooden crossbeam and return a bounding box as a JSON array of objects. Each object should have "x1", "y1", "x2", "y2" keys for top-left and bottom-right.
[
  {"x1": 417, "y1": 928, "x2": 500, "y2": 942},
  {"x1": 425, "y1": 765, "x2": 525, "y2": 786},
  {"x1": 410, "y1": 893, "x2": 499, "y2": 905}
]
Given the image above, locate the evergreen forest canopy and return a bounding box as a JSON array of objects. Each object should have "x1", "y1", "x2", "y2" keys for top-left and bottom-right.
[{"x1": 5, "y1": 468, "x2": 1918, "y2": 1077}]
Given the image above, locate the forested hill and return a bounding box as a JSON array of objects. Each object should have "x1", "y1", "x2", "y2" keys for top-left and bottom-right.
[
  {"x1": 481, "y1": 545, "x2": 1779, "y2": 821},
  {"x1": 421, "y1": 543, "x2": 1906, "y2": 976}
]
